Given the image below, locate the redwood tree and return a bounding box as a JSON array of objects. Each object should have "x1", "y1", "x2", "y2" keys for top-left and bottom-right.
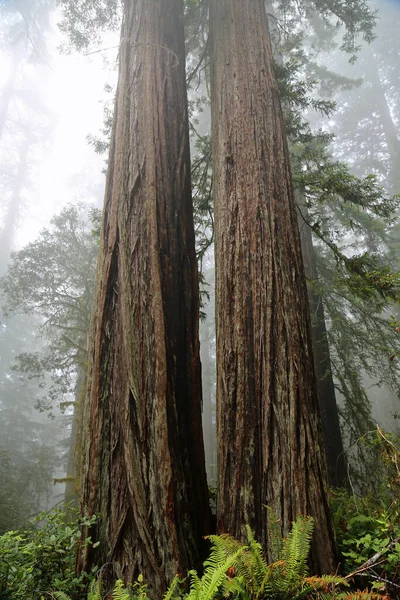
[
  {"x1": 296, "y1": 194, "x2": 348, "y2": 489},
  {"x1": 210, "y1": 0, "x2": 336, "y2": 572},
  {"x1": 77, "y1": 0, "x2": 211, "y2": 594}
]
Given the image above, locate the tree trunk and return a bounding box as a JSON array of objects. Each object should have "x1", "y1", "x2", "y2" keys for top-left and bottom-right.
[
  {"x1": 210, "y1": 0, "x2": 336, "y2": 573},
  {"x1": 0, "y1": 136, "x2": 31, "y2": 275},
  {"x1": 65, "y1": 366, "x2": 87, "y2": 508},
  {"x1": 296, "y1": 194, "x2": 348, "y2": 489},
  {"x1": 77, "y1": 1, "x2": 212, "y2": 595},
  {"x1": 0, "y1": 37, "x2": 23, "y2": 141},
  {"x1": 200, "y1": 330, "x2": 215, "y2": 485},
  {"x1": 369, "y1": 60, "x2": 400, "y2": 193}
]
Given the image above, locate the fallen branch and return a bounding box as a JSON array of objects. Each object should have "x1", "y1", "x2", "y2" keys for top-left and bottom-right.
[{"x1": 345, "y1": 536, "x2": 400, "y2": 580}]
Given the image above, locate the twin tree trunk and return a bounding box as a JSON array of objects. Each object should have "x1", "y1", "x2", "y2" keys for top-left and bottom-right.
[
  {"x1": 210, "y1": 0, "x2": 336, "y2": 573},
  {"x1": 78, "y1": 0, "x2": 337, "y2": 589},
  {"x1": 76, "y1": 0, "x2": 211, "y2": 596}
]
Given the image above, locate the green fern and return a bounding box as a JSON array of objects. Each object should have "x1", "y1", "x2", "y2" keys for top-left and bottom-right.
[
  {"x1": 87, "y1": 578, "x2": 102, "y2": 600},
  {"x1": 187, "y1": 546, "x2": 246, "y2": 600},
  {"x1": 281, "y1": 516, "x2": 314, "y2": 583},
  {"x1": 231, "y1": 526, "x2": 269, "y2": 597},
  {"x1": 163, "y1": 574, "x2": 180, "y2": 600},
  {"x1": 112, "y1": 579, "x2": 132, "y2": 600},
  {"x1": 52, "y1": 592, "x2": 73, "y2": 600},
  {"x1": 204, "y1": 516, "x2": 350, "y2": 600},
  {"x1": 187, "y1": 569, "x2": 203, "y2": 600},
  {"x1": 50, "y1": 515, "x2": 383, "y2": 600}
]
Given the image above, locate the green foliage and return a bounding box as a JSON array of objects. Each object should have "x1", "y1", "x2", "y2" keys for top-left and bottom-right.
[
  {"x1": 111, "y1": 576, "x2": 150, "y2": 600},
  {"x1": 37, "y1": 511, "x2": 395, "y2": 600},
  {"x1": 0, "y1": 506, "x2": 96, "y2": 600},
  {"x1": 331, "y1": 430, "x2": 400, "y2": 592},
  {"x1": 57, "y1": 0, "x2": 121, "y2": 53},
  {"x1": 51, "y1": 576, "x2": 150, "y2": 600},
  {"x1": 0, "y1": 203, "x2": 100, "y2": 413},
  {"x1": 0, "y1": 450, "x2": 31, "y2": 534},
  {"x1": 166, "y1": 517, "x2": 348, "y2": 600},
  {"x1": 112, "y1": 579, "x2": 132, "y2": 600}
]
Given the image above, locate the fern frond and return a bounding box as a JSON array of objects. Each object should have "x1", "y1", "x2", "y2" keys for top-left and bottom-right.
[
  {"x1": 258, "y1": 560, "x2": 285, "y2": 597},
  {"x1": 202, "y1": 548, "x2": 246, "y2": 600},
  {"x1": 340, "y1": 592, "x2": 387, "y2": 600},
  {"x1": 223, "y1": 575, "x2": 251, "y2": 600},
  {"x1": 282, "y1": 515, "x2": 314, "y2": 583},
  {"x1": 245, "y1": 525, "x2": 269, "y2": 582},
  {"x1": 231, "y1": 524, "x2": 270, "y2": 597},
  {"x1": 187, "y1": 569, "x2": 202, "y2": 600},
  {"x1": 87, "y1": 578, "x2": 102, "y2": 600},
  {"x1": 303, "y1": 574, "x2": 348, "y2": 589},
  {"x1": 112, "y1": 579, "x2": 132, "y2": 600},
  {"x1": 205, "y1": 533, "x2": 243, "y2": 562},
  {"x1": 232, "y1": 549, "x2": 259, "y2": 596},
  {"x1": 164, "y1": 575, "x2": 180, "y2": 600},
  {"x1": 52, "y1": 592, "x2": 72, "y2": 600},
  {"x1": 188, "y1": 547, "x2": 246, "y2": 600}
]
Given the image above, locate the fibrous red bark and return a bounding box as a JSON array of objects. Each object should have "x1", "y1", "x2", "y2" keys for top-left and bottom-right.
[
  {"x1": 77, "y1": 1, "x2": 211, "y2": 595},
  {"x1": 210, "y1": 0, "x2": 336, "y2": 573}
]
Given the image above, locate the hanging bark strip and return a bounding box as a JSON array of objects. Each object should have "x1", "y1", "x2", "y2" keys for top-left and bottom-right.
[
  {"x1": 210, "y1": 0, "x2": 336, "y2": 573},
  {"x1": 77, "y1": 1, "x2": 212, "y2": 595}
]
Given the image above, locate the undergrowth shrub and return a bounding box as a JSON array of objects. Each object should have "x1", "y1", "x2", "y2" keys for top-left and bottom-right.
[
  {"x1": 331, "y1": 427, "x2": 400, "y2": 595},
  {"x1": 53, "y1": 515, "x2": 389, "y2": 600},
  {"x1": 332, "y1": 489, "x2": 400, "y2": 593},
  {"x1": 2, "y1": 496, "x2": 397, "y2": 599},
  {"x1": 0, "y1": 505, "x2": 96, "y2": 600}
]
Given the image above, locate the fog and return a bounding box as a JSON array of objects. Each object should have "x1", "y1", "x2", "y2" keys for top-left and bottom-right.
[{"x1": 0, "y1": 0, "x2": 399, "y2": 532}]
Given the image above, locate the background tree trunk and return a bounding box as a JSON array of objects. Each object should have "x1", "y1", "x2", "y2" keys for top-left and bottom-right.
[
  {"x1": 210, "y1": 0, "x2": 336, "y2": 573},
  {"x1": 296, "y1": 194, "x2": 348, "y2": 488},
  {"x1": 65, "y1": 366, "x2": 87, "y2": 508},
  {"x1": 77, "y1": 1, "x2": 212, "y2": 595},
  {"x1": 200, "y1": 330, "x2": 215, "y2": 485},
  {"x1": 0, "y1": 36, "x2": 23, "y2": 141},
  {"x1": 0, "y1": 136, "x2": 32, "y2": 274}
]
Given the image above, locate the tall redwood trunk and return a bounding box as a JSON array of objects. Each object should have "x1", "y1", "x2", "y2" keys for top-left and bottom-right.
[
  {"x1": 0, "y1": 37, "x2": 23, "y2": 142},
  {"x1": 0, "y1": 136, "x2": 31, "y2": 274},
  {"x1": 65, "y1": 366, "x2": 87, "y2": 508},
  {"x1": 200, "y1": 329, "x2": 215, "y2": 485},
  {"x1": 368, "y1": 57, "x2": 400, "y2": 193},
  {"x1": 296, "y1": 195, "x2": 348, "y2": 489},
  {"x1": 210, "y1": 0, "x2": 336, "y2": 573},
  {"x1": 77, "y1": 1, "x2": 211, "y2": 595}
]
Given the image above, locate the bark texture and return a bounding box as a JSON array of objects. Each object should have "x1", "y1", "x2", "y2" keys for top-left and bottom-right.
[
  {"x1": 296, "y1": 195, "x2": 347, "y2": 489},
  {"x1": 77, "y1": 2, "x2": 211, "y2": 595},
  {"x1": 210, "y1": 0, "x2": 336, "y2": 573}
]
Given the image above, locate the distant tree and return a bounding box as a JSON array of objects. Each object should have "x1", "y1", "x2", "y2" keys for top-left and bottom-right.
[
  {"x1": 295, "y1": 2, "x2": 400, "y2": 475},
  {"x1": 1, "y1": 204, "x2": 99, "y2": 388},
  {"x1": 1, "y1": 205, "x2": 100, "y2": 505},
  {"x1": 0, "y1": 309, "x2": 62, "y2": 532},
  {"x1": 0, "y1": 0, "x2": 55, "y2": 263}
]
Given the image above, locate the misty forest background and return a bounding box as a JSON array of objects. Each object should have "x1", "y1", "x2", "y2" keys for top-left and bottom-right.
[{"x1": 1, "y1": 0, "x2": 400, "y2": 598}]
